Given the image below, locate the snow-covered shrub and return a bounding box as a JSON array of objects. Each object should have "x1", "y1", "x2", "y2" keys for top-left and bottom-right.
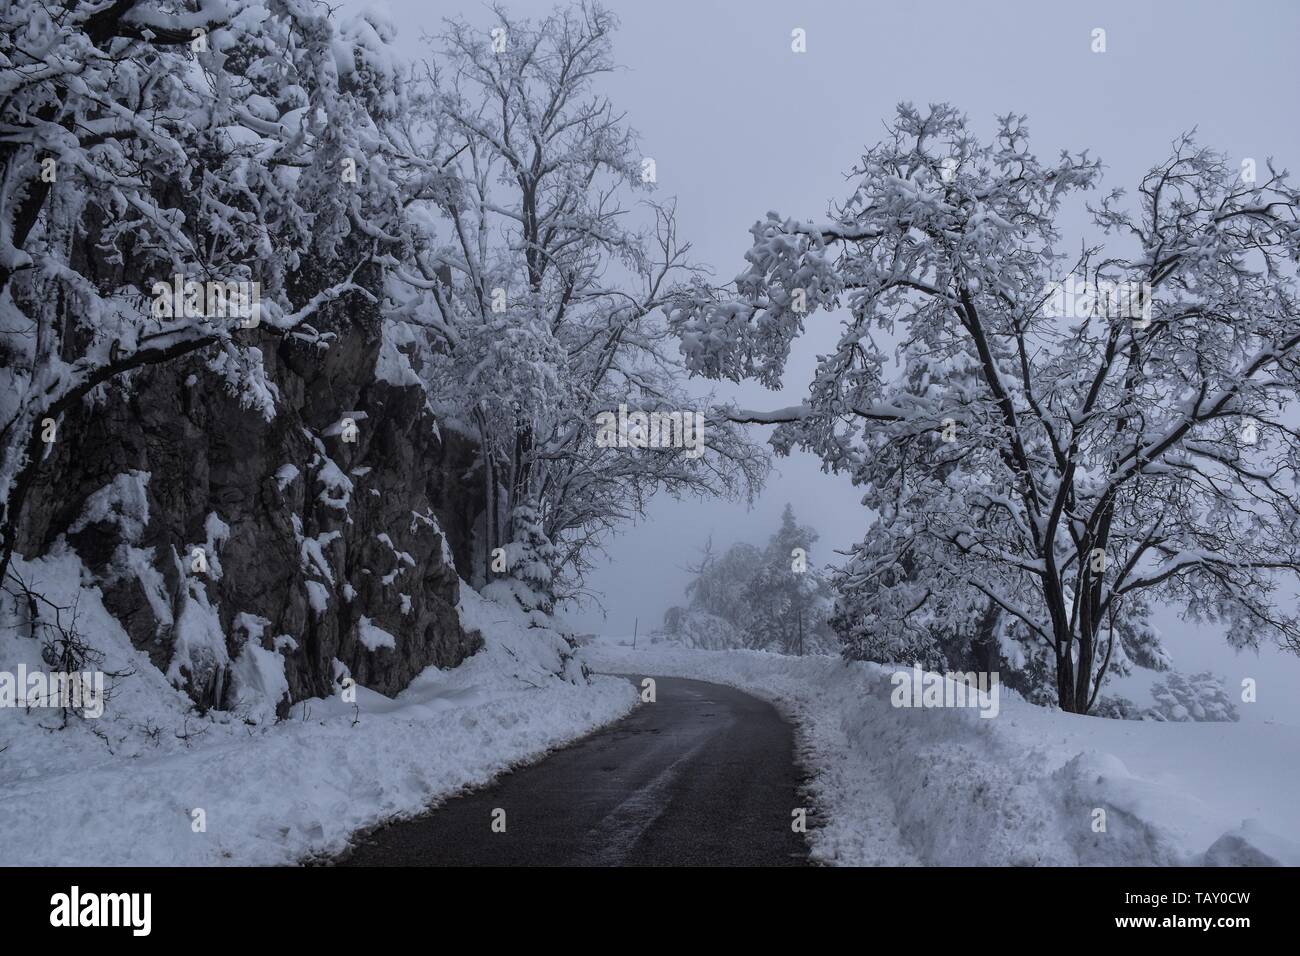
[
  {"x1": 662, "y1": 608, "x2": 743, "y2": 650},
  {"x1": 1092, "y1": 695, "x2": 1144, "y2": 721},
  {"x1": 502, "y1": 501, "x2": 560, "y2": 619},
  {"x1": 1145, "y1": 672, "x2": 1240, "y2": 722}
]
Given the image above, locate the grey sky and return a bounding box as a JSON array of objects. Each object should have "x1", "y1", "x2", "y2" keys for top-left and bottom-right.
[{"x1": 347, "y1": 0, "x2": 1300, "y2": 717}]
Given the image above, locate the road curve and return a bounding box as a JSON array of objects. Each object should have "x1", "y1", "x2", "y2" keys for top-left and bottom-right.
[{"x1": 337, "y1": 676, "x2": 811, "y2": 866}]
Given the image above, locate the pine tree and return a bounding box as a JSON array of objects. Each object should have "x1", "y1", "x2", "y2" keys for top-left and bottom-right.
[{"x1": 503, "y1": 500, "x2": 559, "y2": 618}]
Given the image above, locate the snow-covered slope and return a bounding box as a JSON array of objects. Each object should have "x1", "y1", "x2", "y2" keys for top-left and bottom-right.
[
  {"x1": 0, "y1": 551, "x2": 635, "y2": 866},
  {"x1": 586, "y1": 639, "x2": 1300, "y2": 867}
]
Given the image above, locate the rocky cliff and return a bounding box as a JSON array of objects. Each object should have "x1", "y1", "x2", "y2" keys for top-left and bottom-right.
[{"x1": 14, "y1": 312, "x2": 485, "y2": 719}]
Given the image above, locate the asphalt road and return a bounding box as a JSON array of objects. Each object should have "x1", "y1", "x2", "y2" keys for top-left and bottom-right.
[{"x1": 338, "y1": 676, "x2": 811, "y2": 866}]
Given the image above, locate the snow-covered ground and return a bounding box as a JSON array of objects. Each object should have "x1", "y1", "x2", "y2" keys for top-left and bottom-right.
[
  {"x1": 585, "y1": 636, "x2": 1300, "y2": 867},
  {"x1": 0, "y1": 549, "x2": 636, "y2": 866},
  {"x1": 6, "y1": 543, "x2": 1294, "y2": 868}
]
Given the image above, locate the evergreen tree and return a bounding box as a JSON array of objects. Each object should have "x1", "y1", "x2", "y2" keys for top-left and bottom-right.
[{"x1": 503, "y1": 500, "x2": 559, "y2": 619}]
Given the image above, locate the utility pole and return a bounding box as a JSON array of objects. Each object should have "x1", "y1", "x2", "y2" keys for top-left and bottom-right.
[
  {"x1": 632, "y1": 617, "x2": 638, "y2": 651},
  {"x1": 798, "y1": 607, "x2": 804, "y2": 656}
]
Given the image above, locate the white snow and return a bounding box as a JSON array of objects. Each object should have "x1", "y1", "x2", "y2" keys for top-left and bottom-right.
[
  {"x1": 0, "y1": 551, "x2": 635, "y2": 866},
  {"x1": 300, "y1": 530, "x2": 341, "y2": 583},
  {"x1": 206, "y1": 345, "x2": 280, "y2": 421},
  {"x1": 585, "y1": 639, "x2": 1300, "y2": 867},
  {"x1": 166, "y1": 581, "x2": 230, "y2": 691},
  {"x1": 68, "y1": 471, "x2": 151, "y2": 542},
  {"x1": 315, "y1": 458, "x2": 353, "y2": 511},
  {"x1": 357, "y1": 616, "x2": 396, "y2": 652},
  {"x1": 108, "y1": 545, "x2": 173, "y2": 631},
  {"x1": 229, "y1": 614, "x2": 289, "y2": 723},
  {"x1": 194, "y1": 511, "x2": 230, "y2": 580},
  {"x1": 274, "y1": 463, "x2": 299, "y2": 491},
  {"x1": 204, "y1": 512, "x2": 231, "y2": 548},
  {"x1": 304, "y1": 580, "x2": 330, "y2": 616},
  {"x1": 7, "y1": 545, "x2": 1288, "y2": 867},
  {"x1": 376, "y1": 320, "x2": 422, "y2": 387}
]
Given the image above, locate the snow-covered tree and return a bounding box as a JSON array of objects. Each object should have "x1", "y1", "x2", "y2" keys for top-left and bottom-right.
[
  {"x1": 684, "y1": 537, "x2": 763, "y2": 632},
  {"x1": 671, "y1": 103, "x2": 1300, "y2": 712},
  {"x1": 659, "y1": 605, "x2": 741, "y2": 651},
  {"x1": 744, "y1": 504, "x2": 834, "y2": 654},
  {"x1": 0, "y1": 0, "x2": 761, "y2": 633},
  {"x1": 1146, "y1": 671, "x2": 1239, "y2": 722},
  {"x1": 675, "y1": 507, "x2": 835, "y2": 654},
  {"x1": 0, "y1": 0, "x2": 419, "y2": 585},
  {"x1": 501, "y1": 498, "x2": 559, "y2": 618},
  {"x1": 391, "y1": 2, "x2": 764, "y2": 599}
]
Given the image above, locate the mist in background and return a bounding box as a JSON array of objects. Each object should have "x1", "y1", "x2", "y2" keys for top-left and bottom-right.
[{"x1": 347, "y1": 0, "x2": 1300, "y2": 723}]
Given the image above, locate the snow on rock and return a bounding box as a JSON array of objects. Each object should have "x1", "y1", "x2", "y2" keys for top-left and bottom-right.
[
  {"x1": 109, "y1": 545, "x2": 174, "y2": 632},
  {"x1": 323, "y1": 411, "x2": 368, "y2": 438},
  {"x1": 188, "y1": 511, "x2": 231, "y2": 581},
  {"x1": 1, "y1": 0, "x2": 486, "y2": 721},
  {"x1": 68, "y1": 470, "x2": 151, "y2": 542},
  {"x1": 410, "y1": 508, "x2": 454, "y2": 569},
  {"x1": 206, "y1": 345, "x2": 280, "y2": 421},
  {"x1": 166, "y1": 580, "x2": 230, "y2": 705},
  {"x1": 315, "y1": 457, "x2": 354, "y2": 511},
  {"x1": 274, "y1": 463, "x2": 300, "y2": 491},
  {"x1": 376, "y1": 320, "x2": 423, "y2": 388},
  {"x1": 229, "y1": 613, "x2": 289, "y2": 723},
  {"x1": 305, "y1": 580, "x2": 330, "y2": 616},
  {"x1": 205, "y1": 512, "x2": 231, "y2": 549},
  {"x1": 0, "y1": 549, "x2": 196, "y2": 778},
  {"x1": 300, "y1": 530, "x2": 341, "y2": 583},
  {"x1": 357, "y1": 616, "x2": 396, "y2": 652},
  {"x1": 0, "y1": 555, "x2": 636, "y2": 866}
]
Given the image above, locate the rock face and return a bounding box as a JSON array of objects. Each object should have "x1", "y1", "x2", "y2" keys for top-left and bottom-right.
[{"x1": 15, "y1": 313, "x2": 484, "y2": 717}]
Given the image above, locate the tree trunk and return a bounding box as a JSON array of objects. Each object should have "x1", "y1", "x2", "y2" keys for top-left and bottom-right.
[
  {"x1": 1074, "y1": 626, "x2": 1096, "y2": 716},
  {"x1": 1055, "y1": 640, "x2": 1078, "y2": 713}
]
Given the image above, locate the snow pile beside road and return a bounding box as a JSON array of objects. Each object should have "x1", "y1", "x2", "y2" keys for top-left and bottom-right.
[
  {"x1": 586, "y1": 639, "x2": 1300, "y2": 867},
  {"x1": 0, "y1": 549, "x2": 636, "y2": 866}
]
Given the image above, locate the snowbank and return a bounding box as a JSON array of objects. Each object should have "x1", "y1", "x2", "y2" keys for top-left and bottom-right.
[
  {"x1": 0, "y1": 550, "x2": 636, "y2": 866},
  {"x1": 585, "y1": 639, "x2": 1300, "y2": 867}
]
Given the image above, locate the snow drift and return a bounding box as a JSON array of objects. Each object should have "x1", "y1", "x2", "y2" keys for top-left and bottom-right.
[
  {"x1": 586, "y1": 640, "x2": 1300, "y2": 867},
  {"x1": 0, "y1": 550, "x2": 636, "y2": 866}
]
